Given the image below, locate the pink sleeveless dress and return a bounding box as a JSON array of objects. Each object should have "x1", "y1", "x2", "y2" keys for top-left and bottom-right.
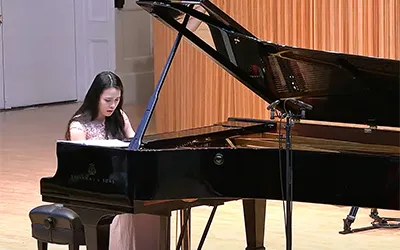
[{"x1": 70, "y1": 120, "x2": 162, "y2": 250}]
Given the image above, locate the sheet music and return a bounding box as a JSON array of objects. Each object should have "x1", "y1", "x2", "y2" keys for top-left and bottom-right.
[{"x1": 57, "y1": 139, "x2": 130, "y2": 148}]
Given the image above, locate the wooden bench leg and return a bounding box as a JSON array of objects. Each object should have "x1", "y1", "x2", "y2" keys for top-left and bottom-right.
[
  {"x1": 37, "y1": 241, "x2": 48, "y2": 250},
  {"x1": 69, "y1": 243, "x2": 80, "y2": 250}
]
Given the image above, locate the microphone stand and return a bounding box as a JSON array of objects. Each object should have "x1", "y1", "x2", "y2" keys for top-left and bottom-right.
[
  {"x1": 284, "y1": 106, "x2": 308, "y2": 250},
  {"x1": 284, "y1": 110, "x2": 295, "y2": 250},
  {"x1": 269, "y1": 100, "x2": 311, "y2": 250}
]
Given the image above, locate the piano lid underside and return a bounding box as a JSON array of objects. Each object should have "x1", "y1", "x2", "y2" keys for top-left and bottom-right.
[{"x1": 138, "y1": 0, "x2": 400, "y2": 128}]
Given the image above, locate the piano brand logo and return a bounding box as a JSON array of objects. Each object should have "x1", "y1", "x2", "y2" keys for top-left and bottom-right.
[
  {"x1": 88, "y1": 163, "x2": 96, "y2": 175},
  {"x1": 69, "y1": 163, "x2": 116, "y2": 184}
]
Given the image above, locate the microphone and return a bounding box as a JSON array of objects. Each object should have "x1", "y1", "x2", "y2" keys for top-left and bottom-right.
[
  {"x1": 289, "y1": 99, "x2": 313, "y2": 110},
  {"x1": 266, "y1": 100, "x2": 280, "y2": 110},
  {"x1": 267, "y1": 100, "x2": 280, "y2": 120}
]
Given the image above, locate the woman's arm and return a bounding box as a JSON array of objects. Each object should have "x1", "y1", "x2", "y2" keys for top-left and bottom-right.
[
  {"x1": 121, "y1": 110, "x2": 136, "y2": 138},
  {"x1": 69, "y1": 121, "x2": 86, "y2": 140}
]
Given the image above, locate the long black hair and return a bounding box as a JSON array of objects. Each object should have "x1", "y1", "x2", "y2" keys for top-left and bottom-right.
[{"x1": 65, "y1": 71, "x2": 126, "y2": 140}]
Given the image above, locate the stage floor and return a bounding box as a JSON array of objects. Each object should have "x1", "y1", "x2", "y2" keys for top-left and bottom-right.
[{"x1": 0, "y1": 102, "x2": 398, "y2": 250}]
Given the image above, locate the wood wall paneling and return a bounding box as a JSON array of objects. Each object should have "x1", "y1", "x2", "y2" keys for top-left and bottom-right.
[{"x1": 153, "y1": 0, "x2": 400, "y2": 133}]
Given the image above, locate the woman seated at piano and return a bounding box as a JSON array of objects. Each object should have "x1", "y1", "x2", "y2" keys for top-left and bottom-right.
[
  {"x1": 65, "y1": 71, "x2": 135, "y2": 141},
  {"x1": 65, "y1": 71, "x2": 161, "y2": 249}
]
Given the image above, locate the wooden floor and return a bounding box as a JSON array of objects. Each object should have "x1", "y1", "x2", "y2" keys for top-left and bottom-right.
[{"x1": 0, "y1": 102, "x2": 398, "y2": 250}]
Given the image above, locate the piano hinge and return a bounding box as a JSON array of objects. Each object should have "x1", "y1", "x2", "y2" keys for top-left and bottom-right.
[
  {"x1": 364, "y1": 119, "x2": 378, "y2": 134},
  {"x1": 364, "y1": 125, "x2": 377, "y2": 134}
]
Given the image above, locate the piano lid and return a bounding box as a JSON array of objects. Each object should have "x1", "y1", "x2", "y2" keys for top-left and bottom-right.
[{"x1": 137, "y1": 0, "x2": 400, "y2": 128}]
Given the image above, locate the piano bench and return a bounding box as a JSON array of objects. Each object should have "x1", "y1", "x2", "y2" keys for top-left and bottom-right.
[{"x1": 29, "y1": 204, "x2": 85, "y2": 250}]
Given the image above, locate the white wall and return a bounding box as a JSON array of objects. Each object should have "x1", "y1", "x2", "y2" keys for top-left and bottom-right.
[
  {"x1": 1, "y1": 0, "x2": 78, "y2": 109},
  {"x1": 114, "y1": 0, "x2": 154, "y2": 105},
  {"x1": 0, "y1": 0, "x2": 154, "y2": 108}
]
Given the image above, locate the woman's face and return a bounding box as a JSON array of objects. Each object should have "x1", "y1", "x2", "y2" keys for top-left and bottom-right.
[{"x1": 98, "y1": 87, "x2": 121, "y2": 118}]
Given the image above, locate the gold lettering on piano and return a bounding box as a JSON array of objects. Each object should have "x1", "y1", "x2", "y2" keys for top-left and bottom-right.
[
  {"x1": 69, "y1": 174, "x2": 116, "y2": 184},
  {"x1": 69, "y1": 163, "x2": 116, "y2": 184}
]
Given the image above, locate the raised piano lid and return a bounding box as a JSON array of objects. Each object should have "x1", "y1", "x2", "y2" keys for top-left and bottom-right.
[{"x1": 137, "y1": 0, "x2": 400, "y2": 128}]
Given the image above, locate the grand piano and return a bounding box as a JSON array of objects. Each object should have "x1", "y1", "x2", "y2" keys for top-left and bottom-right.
[{"x1": 40, "y1": 0, "x2": 400, "y2": 250}]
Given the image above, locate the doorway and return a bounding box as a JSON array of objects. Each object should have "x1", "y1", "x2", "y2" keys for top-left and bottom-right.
[{"x1": 1, "y1": 0, "x2": 78, "y2": 109}]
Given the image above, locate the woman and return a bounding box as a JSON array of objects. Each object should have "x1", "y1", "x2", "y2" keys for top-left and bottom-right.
[
  {"x1": 65, "y1": 71, "x2": 135, "y2": 140},
  {"x1": 65, "y1": 71, "x2": 162, "y2": 250}
]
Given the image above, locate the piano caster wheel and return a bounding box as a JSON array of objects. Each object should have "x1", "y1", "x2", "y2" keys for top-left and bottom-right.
[{"x1": 29, "y1": 204, "x2": 85, "y2": 250}]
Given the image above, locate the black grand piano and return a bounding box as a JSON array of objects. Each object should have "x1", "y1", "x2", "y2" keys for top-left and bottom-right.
[{"x1": 40, "y1": 1, "x2": 400, "y2": 249}]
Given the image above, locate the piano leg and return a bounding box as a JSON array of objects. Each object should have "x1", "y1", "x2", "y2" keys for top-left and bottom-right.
[
  {"x1": 243, "y1": 199, "x2": 266, "y2": 250},
  {"x1": 67, "y1": 207, "x2": 115, "y2": 250}
]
